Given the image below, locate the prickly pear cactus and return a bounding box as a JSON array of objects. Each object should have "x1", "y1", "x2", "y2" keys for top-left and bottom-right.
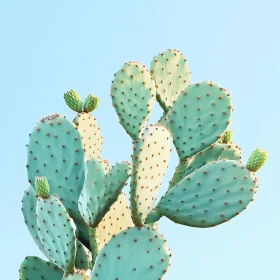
[{"x1": 20, "y1": 48, "x2": 267, "y2": 280}]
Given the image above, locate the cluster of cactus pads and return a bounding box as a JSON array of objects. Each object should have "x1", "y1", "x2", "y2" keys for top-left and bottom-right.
[{"x1": 20, "y1": 49, "x2": 267, "y2": 280}]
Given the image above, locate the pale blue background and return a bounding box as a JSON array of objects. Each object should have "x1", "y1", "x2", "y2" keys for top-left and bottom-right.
[{"x1": 0, "y1": 1, "x2": 278, "y2": 279}]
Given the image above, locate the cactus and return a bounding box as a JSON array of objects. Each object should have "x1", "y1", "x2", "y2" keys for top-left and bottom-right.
[
  {"x1": 20, "y1": 48, "x2": 267, "y2": 280},
  {"x1": 246, "y1": 148, "x2": 268, "y2": 171}
]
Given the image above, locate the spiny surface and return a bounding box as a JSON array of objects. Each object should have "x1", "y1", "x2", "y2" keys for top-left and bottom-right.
[
  {"x1": 73, "y1": 112, "x2": 102, "y2": 161},
  {"x1": 19, "y1": 256, "x2": 63, "y2": 280},
  {"x1": 27, "y1": 115, "x2": 85, "y2": 221},
  {"x1": 130, "y1": 124, "x2": 171, "y2": 226},
  {"x1": 150, "y1": 49, "x2": 191, "y2": 112},
  {"x1": 95, "y1": 192, "x2": 134, "y2": 250},
  {"x1": 157, "y1": 160, "x2": 258, "y2": 228},
  {"x1": 21, "y1": 186, "x2": 51, "y2": 259},
  {"x1": 36, "y1": 195, "x2": 76, "y2": 273},
  {"x1": 90, "y1": 226, "x2": 171, "y2": 280},
  {"x1": 168, "y1": 81, "x2": 232, "y2": 160},
  {"x1": 111, "y1": 62, "x2": 156, "y2": 140},
  {"x1": 78, "y1": 159, "x2": 131, "y2": 227},
  {"x1": 169, "y1": 142, "x2": 242, "y2": 189}
]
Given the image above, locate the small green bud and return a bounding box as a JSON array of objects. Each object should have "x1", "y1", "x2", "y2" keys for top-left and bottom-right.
[
  {"x1": 35, "y1": 176, "x2": 50, "y2": 198},
  {"x1": 64, "y1": 90, "x2": 83, "y2": 113},
  {"x1": 84, "y1": 94, "x2": 98, "y2": 113},
  {"x1": 246, "y1": 148, "x2": 267, "y2": 172},
  {"x1": 220, "y1": 130, "x2": 233, "y2": 144}
]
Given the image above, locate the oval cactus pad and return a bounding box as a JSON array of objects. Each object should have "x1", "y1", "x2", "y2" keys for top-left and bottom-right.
[
  {"x1": 111, "y1": 62, "x2": 156, "y2": 140},
  {"x1": 27, "y1": 114, "x2": 85, "y2": 221},
  {"x1": 168, "y1": 81, "x2": 232, "y2": 160},
  {"x1": 158, "y1": 160, "x2": 257, "y2": 228},
  {"x1": 130, "y1": 124, "x2": 171, "y2": 226},
  {"x1": 150, "y1": 49, "x2": 191, "y2": 112},
  {"x1": 36, "y1": 195, "x2": 77, "y2": 273},
  {"x1": 91, "y1": 226, "x2": 171, "y2": 280}
]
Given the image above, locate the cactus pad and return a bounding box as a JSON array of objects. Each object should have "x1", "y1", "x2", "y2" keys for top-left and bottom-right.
[
  {"x1": 36, "y1": 195, "x2": 76, "y2": 273},
  {"x1": 84, "y1": 94, "x2": 98, "y2": 113},
  {"x1": 73, "y1": 113, "x2": 103, "y2": 162},
  {"x1": 150, "y1": 49, "x2": 191, "y2": 112},
  {"x1": 95, "y1": 192, "x2": 134, "y2": 250},
  {"x1": 157, "y1": 160, "x2": 258, "y2": 228},
  {"x1": 169, "y1": 142, "x2": 242, "y2": 189},
  {"x1": 168, "y1": 81, "x2": 232, "y2": 160},
  {"x1": 111, "y1": 62, "x2": 156, "y2": 140},
  {"x1": 19, "y1": 256, "x2": 63, "y2": 280},
  {"x1": 27, "y1": 114, "x2": 85, "y2": 221},
  {"x1": 21, "y1": 186, "x2": 51, "y2": 259},
  {"x1": 246, "y1": 148, "x2": 268, "y2": 171},
  {"x1": 64, "y1": 90, "x2": 83, "y2": 113},
  {"x1": 78, "y1": 159, "x2": 131, "y2": 227},
  {"x1": 90, "y1": 226, "x2": 171, "y2": 280},
  {"x1": 130, "y1": 124, "x2": 171, "y2": 226}
]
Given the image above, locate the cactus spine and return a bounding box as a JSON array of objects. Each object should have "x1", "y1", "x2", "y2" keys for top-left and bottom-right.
[{"x1": 20, "y1": 49, "x2": 267, "y2": 280}]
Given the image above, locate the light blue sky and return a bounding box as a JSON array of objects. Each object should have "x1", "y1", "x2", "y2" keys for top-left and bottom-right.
[{"x1": 1, "y1": 1, "x2": 278, "y2": 279}]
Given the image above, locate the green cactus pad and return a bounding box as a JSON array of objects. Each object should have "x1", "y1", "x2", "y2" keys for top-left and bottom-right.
[
  {"x1": 169, "y1": 142, "x2": 242, "y2": 189},
  {"x1": 157, "y1": 160, "x2": 258, "y2": 228},
  {"x1": 90, "y1": 226, "x2": 171, "y2": 280},
  {"x1": 78, "y1": 159, "x2": 131, "y2": 227},
  {"x1": 73, "y1": 112, "x2": 103, "y2": 162},
  {"x1": 27, "y1": 114, "x2": 85, "y2": 221},
  {"x1": 21, "y1": 186, "x2": 51, "y2": 260},
  {"x1": 84, "y1": 94, "x2": 98, "y2": 113},
  {"x1": 95, "y1": 192, "x2": 134, "y2": 250},
  {"x1": 19, "y1": 256, "x2": 63, "y2": 280},
  {"x1": 220, "y1": 129, "x2": 233, "y2": 144},
  {"x1": 64, "y1": 90, "x2": 83, "y2": 113},
  {"x1": 111, "y1": 62, "x2": 156, "y2": 140},
  {"x1": 246, "y1": 148, "x2": 268, "y2": 171},
  {"x1": 150, "y1": 49, "x2": 191, "y2": 112},
  {"x1": 168, "y1": 81, "x2": 232, "y2": 160},
  {"x1": 63, "y1": 270, "x2": 91, "y2": 280},
  {"x1": 35, "y1": 176, "x2": 50, "y2": 198},
  {"x1": 36, "y1": 195, "x2": 76, "y2": 273},
  {"x1": 130, "y1": 124, "x2": 171, "y2": 226},
  {"x1": 75, "y1": 240, "x2": 92, "y2": 270}
]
